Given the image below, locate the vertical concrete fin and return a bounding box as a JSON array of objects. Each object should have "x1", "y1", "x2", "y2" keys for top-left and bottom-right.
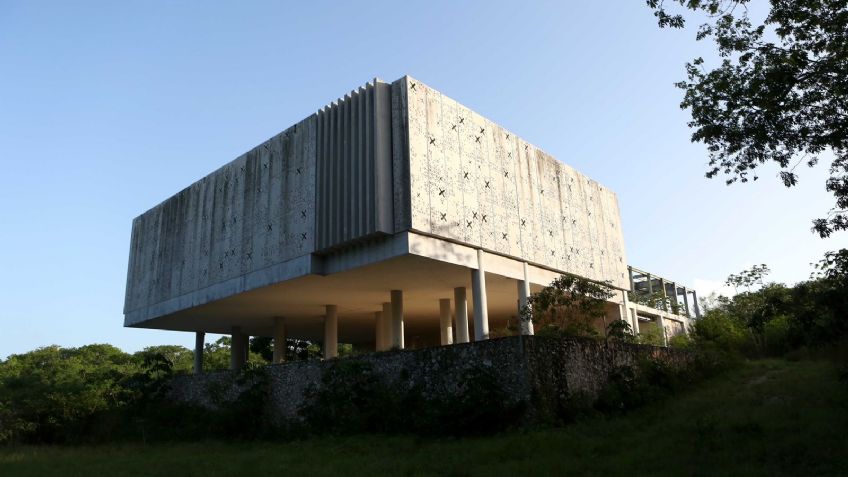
[{"x1": 314, "y1": 79, "x2": 396, "y2": 252}]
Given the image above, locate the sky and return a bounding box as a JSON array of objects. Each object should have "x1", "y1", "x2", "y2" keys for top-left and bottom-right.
[{"x1": 0, "y1": 1, "x2": 840, "y2": 358}]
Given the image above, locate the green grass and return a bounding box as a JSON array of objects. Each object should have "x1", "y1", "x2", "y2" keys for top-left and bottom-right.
[{"x1": 2, "y1": 359, "x2": 847, "y2": 476}]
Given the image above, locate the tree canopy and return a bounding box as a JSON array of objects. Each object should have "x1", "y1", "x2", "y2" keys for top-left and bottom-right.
[{"x1": 647, "y1": 0, "x2": 848, "y2": 237}]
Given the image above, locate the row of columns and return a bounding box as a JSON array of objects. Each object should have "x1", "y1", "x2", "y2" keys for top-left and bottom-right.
[
  {"x1": 619, "y1": 289, "x2": 670, "y2": 347},
  {"x1": 193, "y1": 254, "x2": 536, "y2": 373},
  {"x1": 627, "y1": 266, "x2": 702, "y2": 319}
]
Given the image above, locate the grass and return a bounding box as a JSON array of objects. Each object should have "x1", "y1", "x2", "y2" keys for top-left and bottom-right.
[{"x1": 2, "y1": 358, "x2": 847, "y2": 476}]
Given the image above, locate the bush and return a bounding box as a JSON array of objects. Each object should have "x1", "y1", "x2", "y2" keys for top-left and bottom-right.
[
  {"x1": 668, "y1": 333, "x2": 693, "y2": 348},
  {"x1": 637, "y1": 326, "x2": 665, "y2": 346},
  {"x1": 691, "y1": 313, "x2": 751, "y2": 353}
]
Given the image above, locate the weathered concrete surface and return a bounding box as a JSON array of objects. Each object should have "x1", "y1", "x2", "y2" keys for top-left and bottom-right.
[
  {"x1": 401, "y1": 77, "x2": 628, "y2": 289},
  {"x1": 168, "y1": 336, "x2": 691, "y2": 425},
  {"x1": 125, "y1": 75, "x2": 630, "y2": 332},
  {"x1": 123, "y1": 115, "x2": 319, "y2": 326}
]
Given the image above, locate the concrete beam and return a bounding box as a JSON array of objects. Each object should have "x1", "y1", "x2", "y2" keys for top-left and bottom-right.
[
  {"x1": 471, "y1": 249, "x2": 489, "y2": 341},
  {"x1": 324, "y1": 305, "x2": 338, "y2": 359}
]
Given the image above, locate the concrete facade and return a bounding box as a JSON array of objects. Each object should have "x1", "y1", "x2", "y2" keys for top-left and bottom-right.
[{"x1": 123, "y1": 75, "x2": 690, "y2": 354}]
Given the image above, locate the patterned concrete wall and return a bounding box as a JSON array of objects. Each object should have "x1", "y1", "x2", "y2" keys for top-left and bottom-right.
[
  {"x1": 401, "y1": 77, "x2": 629, "y2": 289},
  {"x1": 123, "y1": 117, "x2": 317, "y2": 317},
  {"x1": 124, "y1": 75, "x2": 631, "y2": 326}
]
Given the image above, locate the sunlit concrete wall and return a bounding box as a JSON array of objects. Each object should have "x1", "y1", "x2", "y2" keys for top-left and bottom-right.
[
  {"x1": 400, "y1": 77, "x2": 628, "y2": 289},
  {"x1": 124, "y1": 116, "x2": 318, "y2": 325}
]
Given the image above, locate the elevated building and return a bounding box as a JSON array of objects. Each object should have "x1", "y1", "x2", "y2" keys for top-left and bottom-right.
[{"x1": 123, "y1": 76, "x2": 696, "y2": 370}]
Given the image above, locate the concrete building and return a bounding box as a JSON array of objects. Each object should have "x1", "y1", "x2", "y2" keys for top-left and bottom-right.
[{"x1": 123, "y1": 75, "x2": 694, "y2": 370}]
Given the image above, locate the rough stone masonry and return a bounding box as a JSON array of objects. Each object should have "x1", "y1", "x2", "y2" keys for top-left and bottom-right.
[{"x1": 168, "y1": 336, "x2": 692, "y2": 425}]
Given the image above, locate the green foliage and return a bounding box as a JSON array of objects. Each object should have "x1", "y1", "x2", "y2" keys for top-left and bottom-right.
[
  {"x1": 134, "y1": 345, "x2": 194, "y2": 373},
  {"x1": 524, "y1": 274, "x2": 616, "y2": 338},
  {"x1": 691, "y1": 256, "x2": 848, "y2": 357},
  {"x1": 636, "y1": 325, "x2": 665, "y2": 347},
  {"x1": 725, "y1": 264, "x2": 770, "y2": 293},
  {"x1": 813, "y1": 249, "x2": 848, "y2": 283},
  {"x1": 668, "y1": 333, "x2": 693, "y2": 349},
  {"x1": 647, "y1": 0, "x2": 848, "y2": 238},
  {"x1": 691, "y1": 311, "x2": 751, "y2": 352},
  {"x1": 595, "y1": 359, "x2": 683, "y2": 414},
  {"x1": 605, "y1": 320, "x2": 636, "y2": 343},
  {"x1": 0, "y1": 344, "x2": 139, "y2": 444},
  {"x1": 249, "y1": 337, "x2": 274, "y2": 362},
  {"x1": 0, "y1": 341, "x2": 282, "y2": 444},
  {"x1": 203, "y1": 337, "x2": 232, "y2": 371},
  {"x1": 3, "y1": 359, "x2": 846, "y2": 476},
  {"x1": 629, "y1": 291, "x2": 688, "y2": 316}
]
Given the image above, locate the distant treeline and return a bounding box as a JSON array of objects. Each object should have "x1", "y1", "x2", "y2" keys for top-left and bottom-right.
[{"x1": 678, "y1": 251, "x2": 848, "y2": 359}]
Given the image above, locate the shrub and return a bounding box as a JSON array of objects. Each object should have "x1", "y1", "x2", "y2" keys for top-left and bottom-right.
[
  {"x1": 668, "y1": 333, "x2": 693, "y2": 348},
  {"x1": 637, "y1": 326, "x2": 665, "y2": 346}
]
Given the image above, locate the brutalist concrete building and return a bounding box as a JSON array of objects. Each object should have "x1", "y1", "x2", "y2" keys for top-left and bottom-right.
[{"x1": 124, "y1": 76, "x2": 699, "y2": 370}]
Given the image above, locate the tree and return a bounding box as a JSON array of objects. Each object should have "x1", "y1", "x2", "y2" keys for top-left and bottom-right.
[
  {"x1": 133, "y1": 345, "x2": 194, "y2": 373},
  {"x1": 646, "y1": 0, "x2": 848, "y2": 238},
  {"x1": 523, "y1": 274, "x2": 617, "y2": 338},
  {"x1": 0, "y1": 344, "x2": 140, "y2": 443},
  {"x1": 725, "y1": 263, "x2": 770, "y2": 293}
]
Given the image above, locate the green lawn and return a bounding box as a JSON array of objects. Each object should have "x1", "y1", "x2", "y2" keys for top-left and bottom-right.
[{"x1": 2, "y1": 359, "x2": 847, "y2": 476}]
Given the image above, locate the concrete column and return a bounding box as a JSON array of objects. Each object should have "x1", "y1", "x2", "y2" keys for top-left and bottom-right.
[
  {"x1": 517, "y1": 261, "x2": 534, "y2": 336},
  {"x1": 619, "y1": 290, "x2": 631, "y2": 326},
  {"x1": 631, "y1": 310, "x2": 640, "y2": 335},
  {"x1": 669, "y1": 282, "x2": 679, "y2": 306},
  {"x1": 381, "y1": 302, "x2": 392, "y2": 350},
  {"x1": 390, "y1": 290, "x2": 404, "y2": 349},
  {"x1": 656, "y1": 315, "x2": 668, "y2": 346},
  {"x1": 194, "y1": 331, "x2": 205, "y2": 374},
  {"x1": 628, "y1": 266, "x2": 635, "y2": 293},
  {"x1": 682, "y1": 288, "x2": 691, "y2": 317},
  {"x1": 230, "y1": 326, "x2": 246, "y2": 370},
  {"x1": 273, "y1": 317, "x2": 286, "y2": 363},
  {"x1": 471, "y1": 249, "x2": 490, "y2": 341},
  {"x1": 439, "y1": 298, "x2": 453, "y2": 345},
  {"x1": 646, "y1": 273, "x2": 653, "y2": 294},
  {"x1": 324, "y1": 305, "x2": 338, "y2": 359},
  {"x1": 454, "y1": 287, "x2": 470, "y2": 343},
  {"x1": 692, "y1": 290, "x2": 702, "y2": 319}
]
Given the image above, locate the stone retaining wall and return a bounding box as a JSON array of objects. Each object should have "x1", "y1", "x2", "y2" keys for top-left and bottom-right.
[{"x1": 168, "y1": 336, "x2": 692, "y2": 425}]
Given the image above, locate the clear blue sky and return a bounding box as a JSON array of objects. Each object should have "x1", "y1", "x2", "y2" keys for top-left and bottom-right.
[{"x1": 0, "y1": 1, "x2": 839, "y2": 358}]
